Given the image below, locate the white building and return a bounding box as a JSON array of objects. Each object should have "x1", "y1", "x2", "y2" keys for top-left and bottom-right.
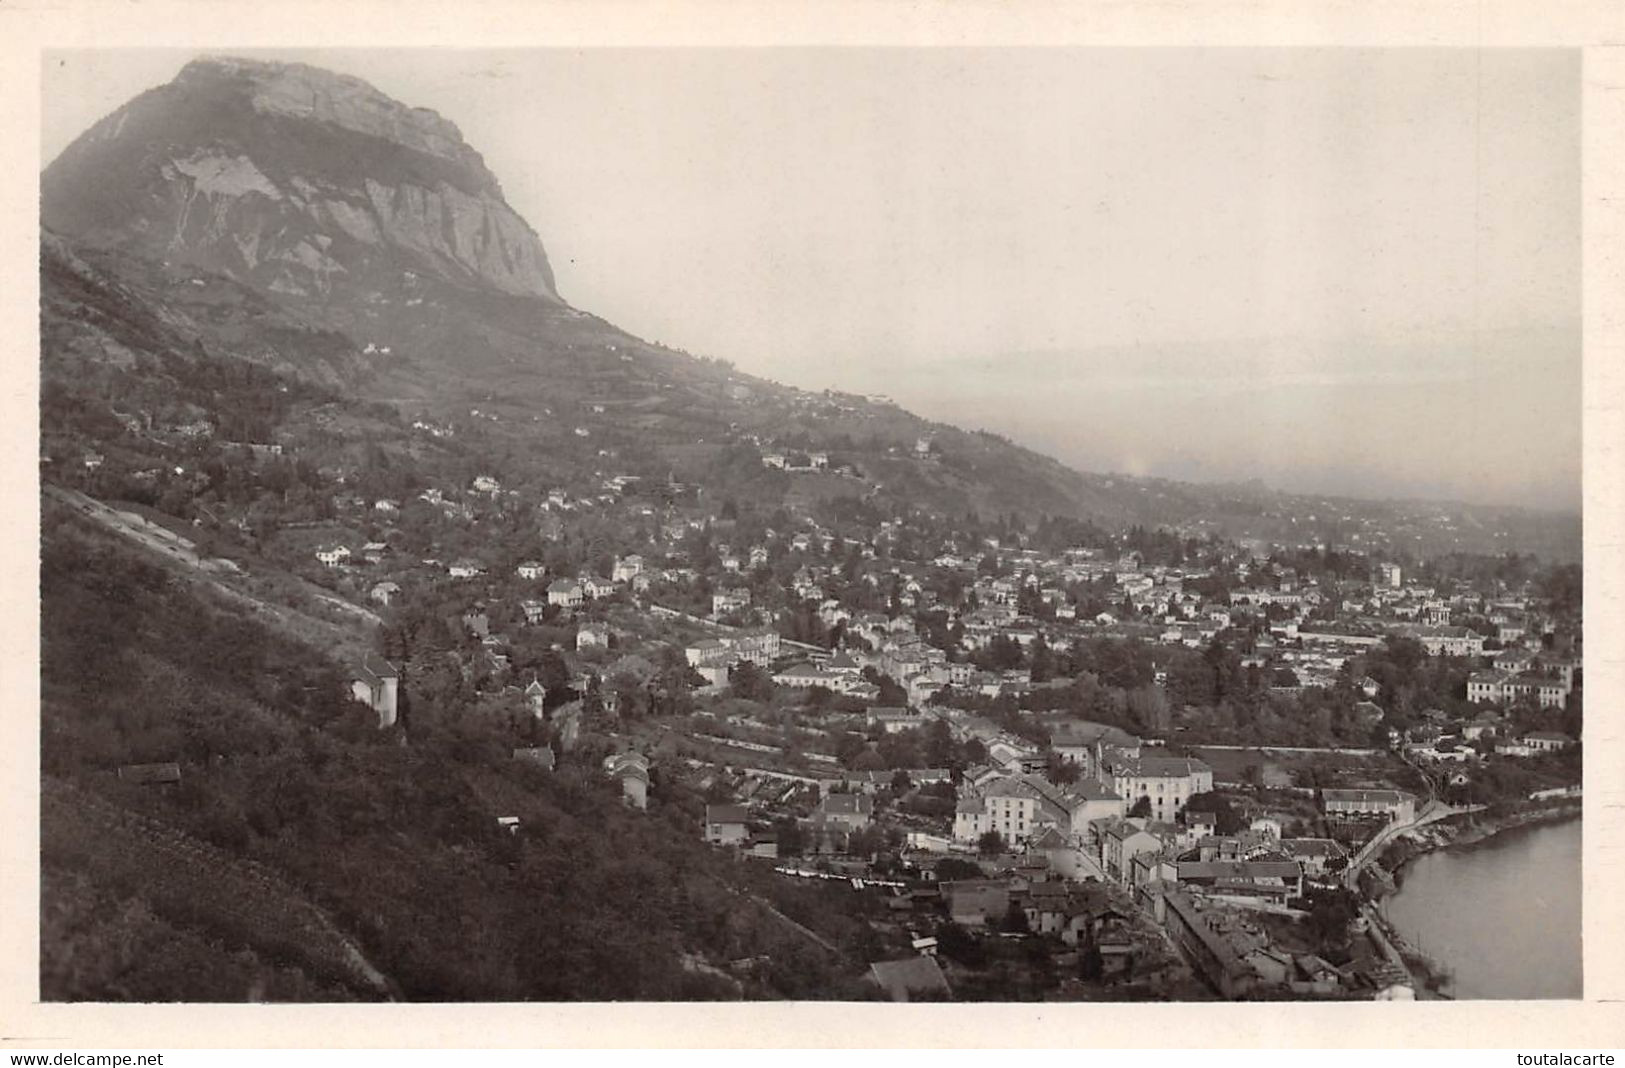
[
  {"x1": 548, "y1": 579, "x2": 584, "y2": 607},
  {"x1": 1099, "y1": 752, "x2": 1213, "y2": 824},
  {"x1": 349, "y1": 655, "x2": 400, "y2": 729}
]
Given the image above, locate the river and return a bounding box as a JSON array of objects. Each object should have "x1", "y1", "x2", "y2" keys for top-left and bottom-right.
[{"x1": 1382, "y1": 817, "x2": 1581, "y2": 999}]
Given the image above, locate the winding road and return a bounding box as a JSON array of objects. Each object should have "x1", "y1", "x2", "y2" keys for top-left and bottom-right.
[{"x1": 1343, "y1": 800, "x2": 1485, "y2": 890}]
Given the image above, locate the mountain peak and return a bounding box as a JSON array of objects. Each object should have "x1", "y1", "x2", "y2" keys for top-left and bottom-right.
[
  {"x1": 173, "y1": 56, "x2": 486, "y2": 178},
  {"x1": 43, "y1": 54, "x2": 559, "y2": 303}
]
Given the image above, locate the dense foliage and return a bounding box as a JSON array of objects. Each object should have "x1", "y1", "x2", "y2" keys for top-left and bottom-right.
[{"x1": 40, "y1": 510, "x2": 884, "y2": 1001}]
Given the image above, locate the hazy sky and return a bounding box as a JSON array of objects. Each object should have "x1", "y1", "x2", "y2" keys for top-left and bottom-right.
[{"x1": 42, "y1": 48, "x2": 1581, "y2": 511}]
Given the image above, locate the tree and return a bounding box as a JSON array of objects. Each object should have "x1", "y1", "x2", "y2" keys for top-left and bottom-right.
[
  {"x1": 935, "y1": 922, "x2": 986, "y2": 968},
  {"x1": 1029, "y1": 636, "x2": 1055, "y2": 683},
  {"x1": 922, "y1": 718, "x2": 954, "y2": 768},
  {"x1": 1539, "y1": 562, "x2": 1582, "y2": 618},
  {"x1": 582, "y1": 673, "x2": 607, "y2": 728},
  {"x1": 537, "y1": 651, "x2": 571, "y2": 694},
  {"x1": 1304, "y1": 887, "x2": 1360, "y2": 955},
  {"x1": 1166, "y1": 649, "x2": 1216, "y2": 708},
  {"x1": 935, "y1": 857, "x2": 982, "y2": 881},
  {"x1": 1129, "y1": 795, "x2": 1152, "y2": 819},
  {"x1": 1080, "y1": 940, "x2": 1105, "y2": 981},
  {"x1": 847, "y1": 824, "x2": 887, "y2": 859},
  {"x1": 999, "y1": 900, "x2": 1031, "y2": 934},
  {"x1": 877, "y1": 731, "x2": 922, "y2": 770},
  {"x1": 727, "y1": 660, "x2": 775, "y2": 703},
  {"x1": 1125, "y1": 684, "x2": 1171, "y2": 735},
  {"x1": 977, "y1": 830, "x2": 1007, "y2": 856},
  {"x1": 863, "y1": 668, "x2": 908, "y2": 707},
  {"x1": 849, "y1": 747, "x2": 887, "y2": 773},
  {"x1": 1183, "y1": 792, "x2": 1243, "y2": 834},
  {"x1": 1044, "y1": 752, "x2": 1080, "y2": 786}
]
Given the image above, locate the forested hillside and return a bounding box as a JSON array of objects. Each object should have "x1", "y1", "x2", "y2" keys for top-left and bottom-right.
[{"x1": 42, "y1": 501, "x2": 889, "y2": 1000}]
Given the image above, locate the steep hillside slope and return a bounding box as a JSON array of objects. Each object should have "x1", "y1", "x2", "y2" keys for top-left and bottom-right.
[
  {"x1": 42, "y1": 778, "x2": 389, "y2": 1001},
  {"x1": 40, "y1": 495, "x2": 882, "y2": 1001}
]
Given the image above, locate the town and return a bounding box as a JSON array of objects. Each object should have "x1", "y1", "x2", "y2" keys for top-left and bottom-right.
[
  {"x1": 67, "y1": 431, "x2": 1578, "y2": 1002},
  {"x1": 35, "y1": 51, "x2": 1586, "y2": 1010}
]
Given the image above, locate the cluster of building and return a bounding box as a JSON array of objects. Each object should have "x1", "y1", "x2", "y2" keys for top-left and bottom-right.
[
  {"x1": 273, "y1": 443, "x2": 1583, "y2": 1003},
  {"x1": 1466, "y1": 649, "x2": 1577, "y2": 710}
]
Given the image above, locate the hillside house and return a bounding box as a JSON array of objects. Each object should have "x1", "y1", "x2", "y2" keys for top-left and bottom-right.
[
  {"x1": 772, "y1": 662, "x2": 843, "y2": 690},
  {"x1": 605, "y1": 752, "x2": 651, "y2": 809},
  {"x1": 867, "y1": 706, "x2": 927, "y2": 733},
  {"x1": 686, "y1": 638, "x2": 729, "y2": 668},
  {"x1": 817, "y1": 792, "x2": 874, "y2": 831},
  {"x1": 1052, "y1": 722, "x2": 1141, "y2": 775},
  {"x1": 954, "y1": 775, "x2": 1069, "y2": 848},
  {"x1": 1099, "y1": 752, "x2": 1213, "y2": 823},
  {"x1": 1096, "y1": 819, "x2": 1168, "y2": 886},
  {"x1": 1525, "y1": 731, "x2": 1574, "y2": 753},
  {"x1": 944, "y1": 880, "x2": 1011, "y2": 927},
  {"x1": 1175, "y1": 860, "x2": 1304, "y2": 905},
  {"x1": 1320, "y1": 788, "x2": 1415, "y2": 824},
  {"x1": 520, "y1": 599, "x2": 549, "y2": 624},
  {"x1": 1278, "y1": 838, "x2": 1348, "y2": 877},
  {"x1": 1063, "y1": 779, "x2": 1126, "y2": 831},
  {"x1": 548, "y1": 579, "x2": 584, "y2": 607},
  {"x1": 1162, "y1": 892, "x2": 1259, "y2": 999},
  {"x1": 523, "y1": 679, "x2": 547, "y2": 716},
  {"x1": 704, "y1": 804, "x2": 748, "y2": 845},
  {"x1": 350, "y1": 654, "x2": 400, "y2": 729},
  {"x1": 1185, "y1": 810, "x2": 1218, "y2": 839},
  {"x1": 1414, "y1": 625, "x2": 1484, "y2": 658}
]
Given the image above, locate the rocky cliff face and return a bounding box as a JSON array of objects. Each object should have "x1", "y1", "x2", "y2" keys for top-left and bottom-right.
[{"x1": 42, "y1": 56, "x2": 559, "y2": 304}]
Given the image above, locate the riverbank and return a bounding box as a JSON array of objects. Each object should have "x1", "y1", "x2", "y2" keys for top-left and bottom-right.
[
  {"x1": 1357, "y1": 799, "x2": 1581, "y2": 996},
  {"x1": 1354, "y1": 804, "x2": 1581, "y2": 998},
  {"x1": 1377, "y1": 814, "x2": 1583, "y2": 999},
  {"x1": 1370, "y1": 798, "x2": 1582, "y2": 897}
]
